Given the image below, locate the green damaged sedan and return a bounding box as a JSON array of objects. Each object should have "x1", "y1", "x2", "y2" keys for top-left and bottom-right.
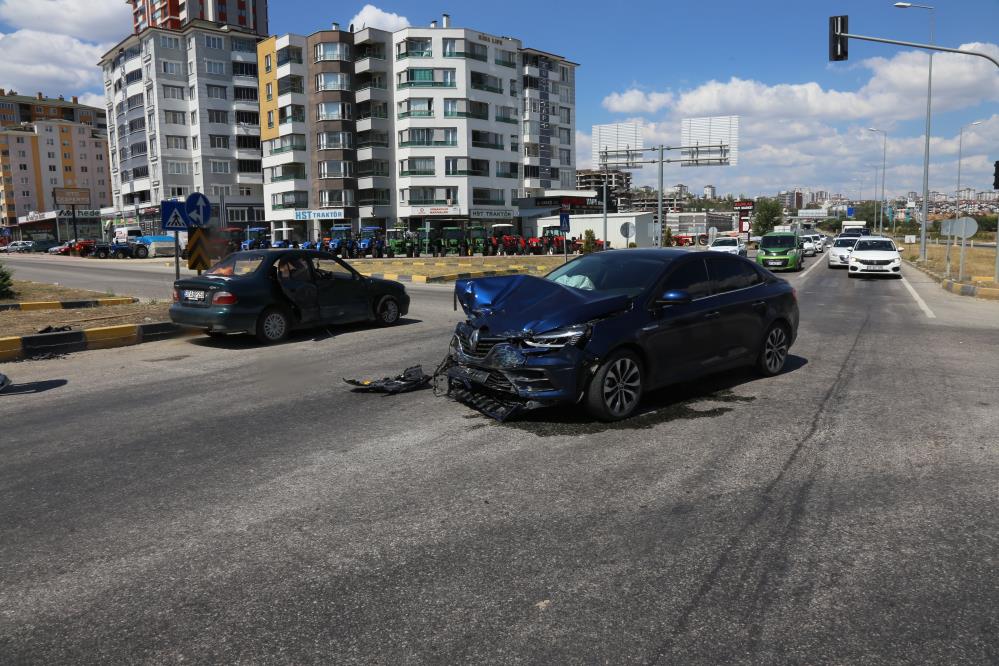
[{"x1": 756, "y1": 232, "x2": 804, "y2": 272}]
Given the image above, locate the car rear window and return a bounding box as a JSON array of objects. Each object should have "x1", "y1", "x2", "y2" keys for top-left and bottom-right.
[{"x1": 205, "y1": 254, "x2": 266, "y2": 276}]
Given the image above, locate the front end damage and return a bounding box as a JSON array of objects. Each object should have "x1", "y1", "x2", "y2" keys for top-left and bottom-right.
[{"x1": 439, "y1": 275, "x2": 627, "y2": 421}]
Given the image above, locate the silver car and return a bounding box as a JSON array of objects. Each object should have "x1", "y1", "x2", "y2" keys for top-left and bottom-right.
[
  {"x1": 827, "y1": 237, "x2": 856, "y2": 268},
  {"x1": 708, "y1": 236, "x2": 747, "y2": 256}
]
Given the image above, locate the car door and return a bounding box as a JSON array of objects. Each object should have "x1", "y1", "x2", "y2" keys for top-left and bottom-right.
[
  {"x1": 705, "y1": 255, "x2": 767, "y2": 365},
  {"x1": 275, "y1": 254, "x2": 320, "y2": 324},
  {"x1": 641, "y1": 256, "x2": 722, "y2": 385},
  {"x1": 312, "y1": 255, "x2": 371, "y2": 323}
]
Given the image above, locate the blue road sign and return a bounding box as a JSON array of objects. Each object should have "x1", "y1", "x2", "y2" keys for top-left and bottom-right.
[
  {"x1": 847, "y1": 206, "x2": 855, "y2": 217},
  {"x1": 185, "y1": 192, "x2": 211, "y2": 228},
  {"x1": 161, "y1": 199, "x2": 189, "y2": 231},
  {"x1": 559, "y1": 212, "x2": 570, "y2": 233}
]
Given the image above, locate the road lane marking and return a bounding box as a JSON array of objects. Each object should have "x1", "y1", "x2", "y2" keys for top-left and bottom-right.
[
  {"x1": 796, "y1": 256, "x2": 824, "y2": 281},
  {"x1": 901, "y1": 277, "x2": 936, "y2": 319}
]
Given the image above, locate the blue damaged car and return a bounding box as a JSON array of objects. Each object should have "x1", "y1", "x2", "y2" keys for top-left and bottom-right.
[{"x1": 447, "y1": 249, "x2": 799, "y2": 421}]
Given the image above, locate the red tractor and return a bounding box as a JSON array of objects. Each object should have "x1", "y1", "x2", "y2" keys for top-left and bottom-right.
[
  {"x1": 487, "y1": 224, "x2": 524, "y2": 255},
  {"x1": 529, "y1": 226, "x2": 568, "y2": 254},
  {"x1": 673, "y1": 233, "x2": 709, "y2": 247}
]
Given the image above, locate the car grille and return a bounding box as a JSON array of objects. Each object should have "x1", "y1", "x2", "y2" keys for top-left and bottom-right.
[
  {"x1": 860, "y1": 259, "x2": 893, "y2": 265},
  {"x1": 457, "y1": 332, "x2": 506, "y2": 359}
]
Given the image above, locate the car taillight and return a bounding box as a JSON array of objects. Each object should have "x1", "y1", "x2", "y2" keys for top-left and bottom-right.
[
  {"x1": 172, "y1": 288, "x2": 180, "y2": 302},
  {"x1": 791, "y1": 288, "x2": 797, "y2": 301},
  {"x1": 213, "y1": 291, "x2": 237, "y2": 305}
]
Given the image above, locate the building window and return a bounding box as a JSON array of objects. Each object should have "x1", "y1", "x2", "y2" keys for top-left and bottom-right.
[
  {"x1": 315, "y1": 72, "x2": 350, "y2": 92},
  {"x1": 315, "y1": 42, "x2": 351, "y2": 62},
  {"x1": 160, "y1": 35, "x2": 181, "y2": 49},
  {"x1": 239, "y1": 186, "x2": 253, "y2": 196},
  {"x1": 206, "y1": 85, "x2": 227, "y2": 99},
  {"x1": 161, "y1": 60, "x2": 182, "y2": 75},
  {"x1": 208, "y1": 109, "x2": 228, "y2": 124},
  {"x1": 318, "y1": 189, "x2": 355, "y2": 207},
  {"x1": 209, "y1": 134, "x2": 229, "y2": 149},
  {"x1": 317, "y1": 160, "x2": 353, "y2": 179},
  {"x1": 205, "y1": 60, "x2": 225, "y2": 75},
  {"x1": 316, "y1": 131, "x2": 353, "y2": 150},
  {"x1": 235, "y1": 110, "x2": 259, "y2": 125},
  {"x1": 232, "y1": 62, "x2": 257, "y2": 77},
  {"x1": 165, "y1": 135, "x2": 187, "y2": 149},
  {"x1": 165, "y1": 110, "x2": 186, "y2": 125},
  {"x1": 265, "y1": 83, "x2": 273, "y2": 101},
  {"x1": 237, "y1": 135, "x2": 260, "y2": 150},
  {"x1": 316, "y1": 102, "x2": 351, "y2": 121},
  {"x1": 209, "y1": 160, "x2": 231, "y2": 174},
  {"x1": 264, "y1": 54, "x2": 272, "y2": 72},
  {"x1": 167, "y1": 161, "x2": 191, "y2": 175},
  {"x1": 162, "y1": 85, "x2": 185, "y2": 100},
  {"x1": 205, "y1": 35, "x2": 224, "y2": 50},
  {"x1": 266, "y1": 110, "x2": 274, "y2": 128},
  {"x1": 234, "y1": 86, "x2": 258, "y2": 101},
  {"x1": 190, "y1": 110, "x2": 199, "y2": 125},
  {"x1": 192, "y1": 135, "x2": 199, "y2": 149},
  {"x1": 237, "y1": 159, "x2": 261, "y2": 173}
]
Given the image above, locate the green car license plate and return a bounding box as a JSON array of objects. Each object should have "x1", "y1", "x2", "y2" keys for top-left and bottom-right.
[{"x1": 183, "y1": 289, "x2": 206, "y2": 301}]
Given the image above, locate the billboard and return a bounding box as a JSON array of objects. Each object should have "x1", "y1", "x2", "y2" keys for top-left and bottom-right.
[
  {"x1": 593, "y1": 122, "x2": 644, "y2": 169},
  {"x1": 680, "y1": 116, "x2": 739, "y2": 167},
  {"x1": 52, "y1": 187, "x2": 92, "y2": 206},
  {"x1": 796, "y1": 208, "x2": 829, "y2": 219}
]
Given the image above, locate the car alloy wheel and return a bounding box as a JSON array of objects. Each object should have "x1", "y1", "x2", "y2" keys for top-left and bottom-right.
[
  {"x1": 377, "y1": 296, "x2": 400, "y2": 326},
  {"x1": 256, "y1": 308, "x2": 289, "y2": 343},
  {"x1": 602, "y1": 356, "x2": 642, "y2": 418},
  {"x1": 761, "y1": 325, "x2": 789, "y2": 375}
]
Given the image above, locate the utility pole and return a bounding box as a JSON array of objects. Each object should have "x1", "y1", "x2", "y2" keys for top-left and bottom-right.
[{"x1": 657, "y1": 145, "x2": 664, "y2": 247}]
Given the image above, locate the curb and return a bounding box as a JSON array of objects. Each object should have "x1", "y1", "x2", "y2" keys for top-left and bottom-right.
[
  {"x1": 0, "y1": 321, "x2": 187, "y2": 362},
  {"x1": 904, "y1": 260, "x2": 999, "y2": 301},
  {"x1": 0, "y1": 297, "x2": 138, "y2": 312}
]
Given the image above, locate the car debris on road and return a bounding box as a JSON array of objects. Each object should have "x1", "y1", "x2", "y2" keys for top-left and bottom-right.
[
  {"x1": 344, "y1": 365, "x2": 432, "y2": 394},
  {"x1": 0, "y1": 373, "x2": 11, "y2": 393}
]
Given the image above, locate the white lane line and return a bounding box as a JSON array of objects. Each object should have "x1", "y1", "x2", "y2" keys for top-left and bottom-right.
[
  {"x1": 901, "y1": 276, "x2": 937, "y2": 319},
  {"x1": 797, "y1": 255, "x2": 825, "y2": 281}
]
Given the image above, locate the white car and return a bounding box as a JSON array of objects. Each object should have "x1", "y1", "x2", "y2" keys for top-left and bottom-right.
[
  {"x1": 827, "y1": 237, "x2": 856, "y2": 268},
  {"x1": 2, "y1": 240, "x2": 34, "y2": 253},
  {"x1": 810, "y1": 235, "x2": 827, "y2": 252},
  {"x1": 708, "y1": 236, "x2": 747, "y2": 256},
  {"x1": 800, "y1": 238, "x2": 817, "y2": 257},
  {"x1": 847, "y1": 237, "x2": 902, "y2": 278}
]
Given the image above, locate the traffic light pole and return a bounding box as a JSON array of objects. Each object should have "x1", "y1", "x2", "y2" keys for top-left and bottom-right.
[{"x1": 830, "y1": 23, "x2": 999, "y2": 263}]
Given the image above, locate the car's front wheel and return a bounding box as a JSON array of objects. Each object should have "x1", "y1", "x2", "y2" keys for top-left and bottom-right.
[
  {"x1": 376, "y1": 295, "x2": 401, "y2": 326},
  {"x1": 757, "y1": 322, "x2": 790, "y2": 377},
  {"x1": 586, "y1": 350, "x2": 644, "y2": 421},
  {"x1": 255, "y1": 307, "x2": 290, "y2": 344}
]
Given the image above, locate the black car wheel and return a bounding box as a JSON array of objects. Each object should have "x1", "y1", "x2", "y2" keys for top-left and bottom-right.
[
  {"x1": 96, "y1": 249, "x2": 109, "y2": 259},
  {"x1": 256, "y1": 307, "x2": 290, "y2": 343},
  {"x1": 376, "y1": 296, "x2": 401, "y2": 326},
  {"x1": 115, "y1": 250, "x2": 127, "y2": 259},
  {"x1": 134, "y1": 245, "x2": 149, "y2": 259},
  {"x1": 586, "y1": 350, "x2": 643, "y2": 421},
  {"x1": 757, "y1": 323, "x2": 790, "y2": 377}
]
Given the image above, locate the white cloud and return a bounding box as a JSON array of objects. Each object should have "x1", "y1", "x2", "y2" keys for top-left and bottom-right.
[
  {"x1": 349, "y1": 4, "x2": 410, "y2": 32},
  {"x1": 0, "y1": 0, "x2": 131, "y2": 44},
  {"x1": 77, "y1": 92, "x2": 106, "y2": 108},
  {"x1": 575, "y1": 131, "x2": 592, "y2": 169},
  {"x1": 0, "y1": 30, "x2": 107, "y2": 96},
  {"x1": 602, "y1": 89, "x2": 673, "y2": 114}
]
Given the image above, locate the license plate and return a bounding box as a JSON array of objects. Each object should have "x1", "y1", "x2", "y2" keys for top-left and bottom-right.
[
  {"x1": 765, "y1": 260, "x2": 783, "y2": 266},
  {"x1": 183, "y1": 289, "x2": 206, "y2": 301},
  {"x1": 864, "y1": 266, "x2": 885, "y2": 271}
]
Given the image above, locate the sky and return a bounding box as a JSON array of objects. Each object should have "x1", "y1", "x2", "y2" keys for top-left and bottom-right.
[{"x1": 1, "y1": 0, "x2": 997, "y2": 199}]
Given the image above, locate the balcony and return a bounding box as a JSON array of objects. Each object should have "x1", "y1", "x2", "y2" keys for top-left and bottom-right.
[
  {"x1": 495, "y1": 57, "x2": 517, "y2": 68},
  {"x1": 399, "y1": 139, "x2": 457, "y2": 147},
  {"x1": 471, "y1": 140, "x2": 504, "y2": 150},
  {"x1": 357, "y1": 138, "x2": 390, "y2": 148},
  {"x1": 271, "y1": 202, "x2": 308, "y2": 210},
  {"x1": 269, "y1": 144, "x2": 306, "y2": 155},
  {"x1": 398, "y1": 110, "x2": 434, "y2": 119},
  {"x1": 444, "y1": 51, "x2": 487, "y2": 62},
  {"x1": 406, "y1": 199, "x2": 451, "y2": 206},
  {"x1": 279, "y1": 115, "x2": 305, "y2": 125},
  {"x1": 470, "y1": 82, "x2": 503, "y2": 94},
  {"x1": 447, "y1": 169, "x2": 489, "y2": 177},
  {"x1": 358, "y1": 109, "x2": 388, "y2": 120},
  {"x1": 396, "y1": 50, "x2": 432, "y2": 60},
  {"x1": 444, "y1": 110, "x2": 488, "y2": 120},
  {"x1": 269, "y1": 173, "x2": 306, "y2": 183},
  {"x1": 358, "y1": 197, "x2": 391, "y2": 206},
  {"x1": 397, "y1": 81, "x2": 456, "y2": 89},
  {"x1": 399, "y1": 169, "x2": 435, "y2": 177},
  {"x1": 473, "y1": 198, "x2": 505, "y2": 206},
  {"x1": 357, "y1": 167, "x2": 390, "y2": 178},
  {"x1": 495, "y1": 116, "x2": 518, "y2": 124}
]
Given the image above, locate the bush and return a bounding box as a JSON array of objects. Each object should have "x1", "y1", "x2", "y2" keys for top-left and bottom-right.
[
  {"x1": 0, "y1": 260, "x2": 13, "y2": 299},
  {"x1": 662, "y1": 227, "x2": 674, "y2": 247},
  {"x1": 581, "y1": 229, "x2": 597, "y2": 254}
]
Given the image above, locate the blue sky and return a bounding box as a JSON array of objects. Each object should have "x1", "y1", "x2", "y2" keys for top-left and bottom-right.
[{"x1": 1, "y1": 0, "x2": 997, "y2": 198}]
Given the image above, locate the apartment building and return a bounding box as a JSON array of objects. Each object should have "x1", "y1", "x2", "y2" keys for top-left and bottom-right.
[
  {"x1": 0, "y1": 120, "x2": 112, "y2": 229},
  {"x1": 99, "y1": 20, "x2": 265, "y2": 227},
  {"x1": 703, "y1": 184, "x2": 716, "y2": 199},
  {"x1": 259, "y1": 15, "x2": 577, "y2": 242},
  {"x1": 576, "y1": 169, "x2": 631, "y2": 193},
  {"x1": 0, "y1": 90, "x2": 107, "y2": 130},
  {"x1": 127, "y1": 0, "x2": 268, "y2": 36}
]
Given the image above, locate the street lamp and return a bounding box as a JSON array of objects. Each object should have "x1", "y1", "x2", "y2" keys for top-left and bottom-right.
[
  {"x1": 868, "y1": 128, "x2": 888, "y2": 235},
  {"x1": 948, "y1": 119, "x2": 983, "y2": 278},
  {"x1": 894, "y1": 2, "x2": 935, "y2": 261}
]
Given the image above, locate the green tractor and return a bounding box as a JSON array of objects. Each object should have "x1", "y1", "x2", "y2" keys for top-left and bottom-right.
[
  {"x1": 468, "y1": 225, "x2": 488, "y2": 256},
  {"x1": 441, "y1": 226, "x2": 467, "y2": 256},
  {"x1": 386, "y1": 227, "x2": 419, "y2": 258},
  {"x1": 418, "y1": 228, "x2": 443, "y2": 257}
]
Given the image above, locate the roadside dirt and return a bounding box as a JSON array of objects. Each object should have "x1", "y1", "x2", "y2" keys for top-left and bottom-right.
[
  {"x1": 0, "y1": 280, "x2": 115, "y2": 305},
  {"x1": 0, "y1": 303, "x2": 171, "y2": 337}
]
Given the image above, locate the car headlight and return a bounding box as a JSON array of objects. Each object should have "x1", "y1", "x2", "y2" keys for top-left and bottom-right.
[{"x1": 523, "y1": 323, "x2": 590, "y2": 349}]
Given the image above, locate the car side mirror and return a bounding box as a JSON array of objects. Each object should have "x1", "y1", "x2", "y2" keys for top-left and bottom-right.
[{"x1": 656, "y1": 289, "x2": 692, "y2": 306}]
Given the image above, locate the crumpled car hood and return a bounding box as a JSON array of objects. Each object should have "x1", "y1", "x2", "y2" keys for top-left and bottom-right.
[{"x1": 454, "y1": 274, "x2": 629, "y2": 334}]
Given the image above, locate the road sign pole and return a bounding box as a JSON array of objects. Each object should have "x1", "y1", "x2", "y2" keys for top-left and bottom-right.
[
  {"x1": 174, "y1": 231, "x2": 180, "y2": 280},
  {"x1": 71, "y1": 204, "x2": 79, "y2": 255}
]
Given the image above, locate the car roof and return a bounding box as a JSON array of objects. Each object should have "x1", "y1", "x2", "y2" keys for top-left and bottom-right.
[
  {"x1": 854, "y1": 236, "x2": 893, "y2": 242},
  {"x1": 764, "y1": 232, "x2": 796, "y2": 236}
]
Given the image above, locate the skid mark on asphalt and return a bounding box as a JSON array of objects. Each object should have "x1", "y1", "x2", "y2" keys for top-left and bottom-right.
[{"x1": 649, "y1": 315, "x2": 870, "y2": 664}]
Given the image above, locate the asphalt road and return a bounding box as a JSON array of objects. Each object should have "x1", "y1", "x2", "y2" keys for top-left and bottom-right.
[{"x1": 2, "y1": 253, "x2": 999, "y2": 664}]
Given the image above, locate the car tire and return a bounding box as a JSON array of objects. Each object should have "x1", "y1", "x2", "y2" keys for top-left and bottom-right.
[
  {"x1": 255, "y1": 307, "x2": 290, "y2": 344},
  {"x1": 96, "y1": 249, "x2": 109, "y2": 259},
  {"x1": 134, "y1": 245, "x2": 149, "y2": 259},
  {"x1": 586, "y1": 349, "x2": 644, "y2": 422},
  {"x1": 757, "y1": 322, "x2": 790, "y2": 377},
  {"x1": 375, "y1": 295, "x2": 401, "y2": 327}
]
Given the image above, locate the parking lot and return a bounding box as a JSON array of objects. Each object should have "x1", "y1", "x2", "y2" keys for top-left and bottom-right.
[{"x1": 2, "y1": 255, "x2": 999, "y2": 663}]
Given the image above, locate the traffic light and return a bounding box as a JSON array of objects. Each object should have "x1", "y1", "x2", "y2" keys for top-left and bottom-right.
[
  {"x1": 993, "y1": 161, "x2": 999, "y2": 190},
  {"x1": 829, "y1": 16, "x2": 849, "y2": 62}
]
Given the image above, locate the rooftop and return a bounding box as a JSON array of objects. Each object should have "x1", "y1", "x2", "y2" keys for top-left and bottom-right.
[{"x1": 0, "y1": 90, "x2": 102, "y2": 112}]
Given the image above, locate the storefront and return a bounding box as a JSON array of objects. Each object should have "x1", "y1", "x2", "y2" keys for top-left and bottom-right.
[
  {"x1": 278, "y1": 209, "x2": 346, "y2": 243},
  {"x1": 16, "y1": 209, "x2": 102, "y2": 242}
]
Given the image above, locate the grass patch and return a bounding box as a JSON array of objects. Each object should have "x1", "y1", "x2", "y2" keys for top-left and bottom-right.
[
  {"x1": 900, "y1": 243, "x2": 998, "y2": 285},
  {"x1": 0, "y1": 302, "x2": 171, "y2": 338},
  {"x1": 0, "y1": 280, "x2": 113, "y2": 305}
]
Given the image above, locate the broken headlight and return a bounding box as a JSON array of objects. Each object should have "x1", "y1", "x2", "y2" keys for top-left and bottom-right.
[{"x1": 523, "y1": 323, "x2": 590, "y2": 349}]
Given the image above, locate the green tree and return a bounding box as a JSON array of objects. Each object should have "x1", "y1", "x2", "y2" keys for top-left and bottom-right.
[
  {"x1": 662, "y1": 227, "x2": 674, "y2": 247},
  {"x1": 0, "y1": 261, "x2": 14, "y2": 299},
  {"x1": 752, "y1": 198, "x2": 783, "y2": 235},
  {"x1": 581, "y1": 229, "x2": 597, "y2": 253}
]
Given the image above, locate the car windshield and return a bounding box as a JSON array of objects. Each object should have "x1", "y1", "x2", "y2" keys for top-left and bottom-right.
[
  {"x1": 713, "y1": 238, "x2": 737, "y2": 246},
  {"x1": 205, "y1": 253, "x2": 266, "y2": 277},
  {"x1": 546, "y1": 253, "x2": 669, "y2": 297},
  {"x1": 834, "y1": 239, "x2": 856, "y2": 248},
  {"x1": 761, "y1": 235, "x2": 796, "y2": 249},
  {"x1": 854, "y1": 240, "x2": 896, "y2": 252}
]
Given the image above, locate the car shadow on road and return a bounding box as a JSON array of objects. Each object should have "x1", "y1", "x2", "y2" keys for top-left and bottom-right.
[
  {"x1": 493, "y1": 354, "x2": 809, "y2": 437},
  {"x1": 0, "y1": 379, "x2": 68, "y2": 395},
  {"x1": 185, "y1": 317, "x2": 423, "y2": 349}
]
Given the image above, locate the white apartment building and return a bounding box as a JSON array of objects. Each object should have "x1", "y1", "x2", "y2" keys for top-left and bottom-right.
[
  {"x1": 703, "y1": 185, "x2": 716, "y2": 199},
  {"x1": 259, "y1": 15, "x2": 577, "y2": 242},
  {"x1": 99, "y1": 20, "x2": 265, "y2": 230}
]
